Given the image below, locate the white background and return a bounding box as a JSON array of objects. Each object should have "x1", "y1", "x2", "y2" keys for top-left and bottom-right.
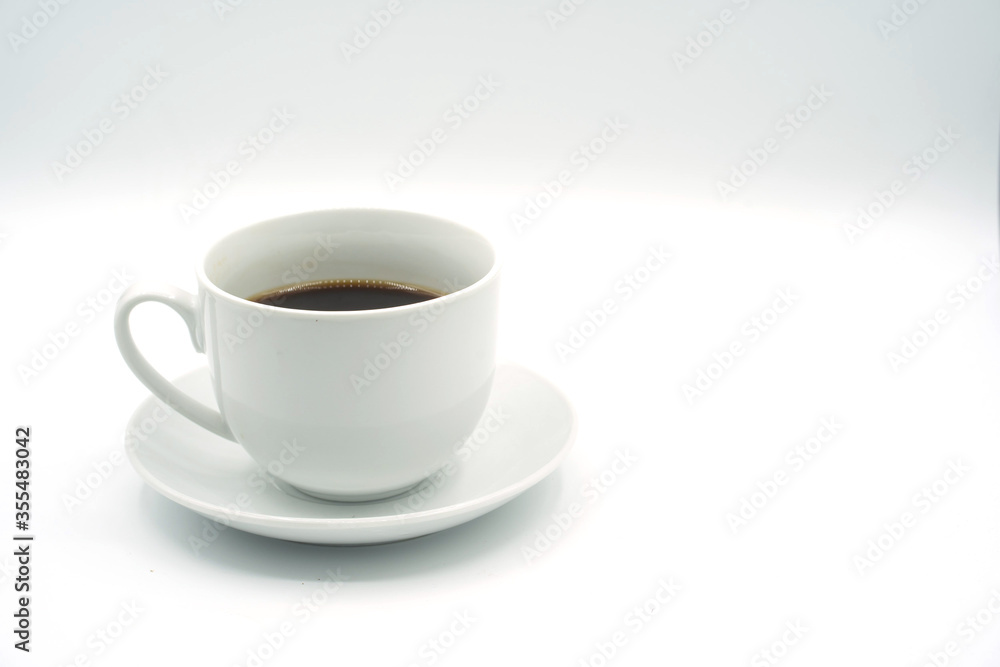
[{"x1": 3, "y1": 0, "x2": 1000, "y2": 665}]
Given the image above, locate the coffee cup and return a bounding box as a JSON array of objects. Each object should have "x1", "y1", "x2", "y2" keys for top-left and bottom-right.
[{"x1": 115, "y1": 208, "x2": 500, "y2": 501}]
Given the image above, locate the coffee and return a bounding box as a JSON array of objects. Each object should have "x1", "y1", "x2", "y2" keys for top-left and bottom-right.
[{"x1": 249, "y1": 279, "x2": 441, "y2": 311}]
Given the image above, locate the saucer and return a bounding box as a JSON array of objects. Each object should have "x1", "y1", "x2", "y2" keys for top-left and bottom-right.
[{"x1": 125, "y1": 362, "x2": 577, "y2": 545}]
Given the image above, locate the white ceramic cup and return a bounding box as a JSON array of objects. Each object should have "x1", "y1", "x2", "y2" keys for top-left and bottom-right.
[{"x1": 115, "y1": 209, "x2": 500, "y2": 501}]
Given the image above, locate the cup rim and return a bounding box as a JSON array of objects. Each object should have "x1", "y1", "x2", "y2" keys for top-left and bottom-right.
[{"x1": 195, "y1": 207, "x2": 502, "y2": 319}]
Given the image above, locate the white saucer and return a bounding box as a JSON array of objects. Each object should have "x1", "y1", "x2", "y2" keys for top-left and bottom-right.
[{"x1": 125, "y1": 362, "x2": 576, "y2": 545}]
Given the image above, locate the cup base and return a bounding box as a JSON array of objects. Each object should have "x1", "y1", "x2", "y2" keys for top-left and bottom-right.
[{"x1": 289, "y1": 478, "x2": 429, "y2": 504}]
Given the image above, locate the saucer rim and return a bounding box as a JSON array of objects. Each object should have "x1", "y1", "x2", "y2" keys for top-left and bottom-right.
[{"x1": 125, "y1": 361, "x2": 577, "y2": 529}]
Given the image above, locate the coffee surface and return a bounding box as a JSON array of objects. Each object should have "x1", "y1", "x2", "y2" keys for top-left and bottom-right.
[{"x1": 250, "y1": 279, "x2": 441, "y2": 311}]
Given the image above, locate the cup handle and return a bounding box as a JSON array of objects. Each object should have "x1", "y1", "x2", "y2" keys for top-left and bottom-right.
[{"x1": 114, "y1": 283, "x2": 235, "y2": 441}]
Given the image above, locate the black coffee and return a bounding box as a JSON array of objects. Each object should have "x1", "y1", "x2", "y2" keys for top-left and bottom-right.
[{"x1": 249, "y1": 279, "x2": 441, "y2": 311}]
